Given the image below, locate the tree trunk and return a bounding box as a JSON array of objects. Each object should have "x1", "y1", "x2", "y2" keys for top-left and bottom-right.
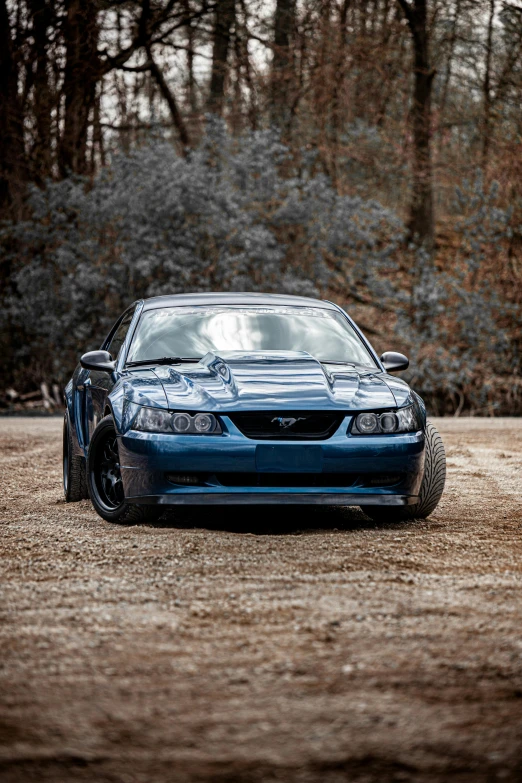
[
  {"x1": 397, "y1": 0, "x2": 435, "y2": 249},
  {"x1": 438, "y1": 0, "x2": 460, "y2": 126},
  {"x1": 0, "y1": 0, "x2": 28, "y2": 219},
  {"x1": 207, "y1": 0, "x2": 235, "y2": 115},
  {"x1": 92, "y1": 86, "x2": 105, "y2": 170},
  {"x1": 482, "y1": 0, "x2": 495, "y2": 168},
  {"x1": 330, "y1": 0, "x2": 350, "y2": 139},
  {"x1": 59, "y1": 0, "x2": 100, "y2": 176},
  {"x1": 29, "y1": 0, "x2": 54, "y2": 184},
  {"x1": 270, "y1": 0, "x2": 295, "y2": 129},
  {"x1": 238, "y1": 0, "x2": 258, "y2": 130},
  {"x1": 183, "y1": 0, "x2": 198, "y2": 116}
]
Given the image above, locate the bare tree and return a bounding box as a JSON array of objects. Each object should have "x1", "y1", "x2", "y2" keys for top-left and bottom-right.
[
  {"x1": 0, "y1": 0, "x2": 28, "y2": 219},
  {"x1": 482, "y1": 0, "x2": 495, "y2": 167},
  {"x1": 183, "y1": 0, "x2": 198, "y2": 115},
  {"x1": 1, "y1": 0, "x2": 521, "y2": 245},
  {"x1": 330, "y1": 0, "x2": 350, "y2": 140},
  {"x1": 437, "y1": 0, "x2": 461, "y2": 128},
  {"x1": 208, "y1": 0, "x2": 235, "y2": 114},
  {"x1": 270, "y1": 0, "x2": 296, "y2": 129},
  {"x1": 397, "y1": 0, "x2": 435, "y2": 248},
  {"x1": 59, "y1": 0, "x2": 100, "y2": 175},
  {"x1": 146, "y1": 44, "x2": 192, "y2": 148},
  {"x1": 28, "y1": 0, "x2": 54, "y2": 184}
]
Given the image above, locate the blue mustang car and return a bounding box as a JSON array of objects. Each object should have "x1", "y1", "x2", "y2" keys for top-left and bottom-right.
[{"x1": 63, "y1": 293, "x2": 446, "y2": 524}]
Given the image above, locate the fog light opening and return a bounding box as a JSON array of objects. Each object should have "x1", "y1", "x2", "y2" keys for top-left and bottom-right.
[
  {"x1": 167, "y1": 473, "x2": 202, "y2": 485},
  {"x1": 364, "y1": 473, "x2": 402, "y2": 487}
]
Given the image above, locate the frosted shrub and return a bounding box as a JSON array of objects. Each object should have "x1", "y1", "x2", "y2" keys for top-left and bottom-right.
[
  {"x1": 394, "y1": 175, "x2": 520, "y2": 414},
  {"x1": 1, "y1": 123, "x2": 400, "y2": 384},
  {"x1": 1, "y1": 131, "x2": 519, "y2": 413}
]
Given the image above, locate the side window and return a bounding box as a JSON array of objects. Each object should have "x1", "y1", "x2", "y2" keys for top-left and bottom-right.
[{"x1": 108, "y1": 308, "x2": 135, "y2": 360}]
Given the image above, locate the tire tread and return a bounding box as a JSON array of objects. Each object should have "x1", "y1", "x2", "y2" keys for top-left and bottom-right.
[
  {"x1": 64, "y1": 414, "x2": 88, "y2": 502},
  {"x1": 414, "y1": 421, "x2": 446, "y2": 518},
  {"x1": 360, "y1": 420, "x2": 446, "y2": 523}
]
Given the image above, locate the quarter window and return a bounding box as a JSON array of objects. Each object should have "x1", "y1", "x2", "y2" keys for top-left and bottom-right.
[{"x1": 108, "y1": 309, "x2": 135, "y2": 360}]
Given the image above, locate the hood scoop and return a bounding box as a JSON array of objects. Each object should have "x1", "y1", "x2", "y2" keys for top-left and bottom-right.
[{"x1": 151, "y1": 349, "x2": 398, "y2": 412}]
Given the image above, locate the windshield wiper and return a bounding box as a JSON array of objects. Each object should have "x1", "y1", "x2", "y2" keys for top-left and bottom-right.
[{"x1": 126, "y1": 357, "x2": 201, "y2": 367}]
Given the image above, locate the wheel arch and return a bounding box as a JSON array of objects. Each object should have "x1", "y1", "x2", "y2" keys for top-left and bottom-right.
[
  {"x1": 104, "y1": 380, "x2": 128, "y2": 436},
  {"x1": 63, "y1": 378, "x2": 85, "y2": 458},
  {"x1": 412, "y1": 390, "x2": 427, "y2": 429},
  {"x1": 101, "y1": 400, "x2": 119, "y2": 433},
  {"x1": 64, "y1": 378, "x2": 74, "y2": 414}
]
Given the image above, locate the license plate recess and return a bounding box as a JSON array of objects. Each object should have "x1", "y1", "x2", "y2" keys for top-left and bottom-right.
[{"x1": 255, "y1": 445, "x2": 323, "y2": 473}]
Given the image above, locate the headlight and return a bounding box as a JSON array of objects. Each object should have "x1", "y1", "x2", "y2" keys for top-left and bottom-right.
[
  {"x1": 172, "y1": 412, "x2": 191, "y2": 432},
  {"x1": 351, "y1": 404, "x2": 420, "y2": 435},
  {"x1": 395, "y1": 405, "x2": 420, "y2": 432},
  {"x1": 133, "y1": 407, "x2": 173, "y2": 433},
  {"x1": 132, "y1": 407, "x2": 222, "y2": 434}
]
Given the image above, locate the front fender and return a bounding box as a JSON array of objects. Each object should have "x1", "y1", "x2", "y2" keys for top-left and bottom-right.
[
  {"x1": 106, "y1": 380, "x2": 125, "y2": 435},
  {"x1": 412, "y1": 391, "x2": 427, "y2": 428}
]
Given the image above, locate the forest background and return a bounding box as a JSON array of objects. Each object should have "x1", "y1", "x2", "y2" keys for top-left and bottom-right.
[{"x1": 1, "y1": 0, "x2": 521, "y2": 414}]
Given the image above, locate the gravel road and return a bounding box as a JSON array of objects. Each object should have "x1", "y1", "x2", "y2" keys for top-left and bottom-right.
[{"x1": 1, "y1": 417, "x2": 521, "y2": 783}]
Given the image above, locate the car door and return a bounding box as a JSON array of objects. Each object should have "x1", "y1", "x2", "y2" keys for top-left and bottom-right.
[{"x1": 85, "y1": 306, "x2": 136, "y2": 442}]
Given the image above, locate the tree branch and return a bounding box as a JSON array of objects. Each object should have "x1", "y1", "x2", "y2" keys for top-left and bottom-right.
[
  {"x1": 146, "y1": 44, "x2": 191, "y2": 149},
  {"x1": 396, "y1": 0, "x2": 422, "y2": 51}
]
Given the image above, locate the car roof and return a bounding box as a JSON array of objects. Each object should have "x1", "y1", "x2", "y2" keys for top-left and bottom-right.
[{"x1": 141, "y1": 292, "x2": 338, "y2": 311}]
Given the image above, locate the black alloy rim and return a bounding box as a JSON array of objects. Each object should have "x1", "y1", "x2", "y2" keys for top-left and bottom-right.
[{"x1": 95, "y1": 431, "x2": 124, "y2": 510}]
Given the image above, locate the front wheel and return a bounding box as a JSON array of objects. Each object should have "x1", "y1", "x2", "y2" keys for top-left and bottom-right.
[
  {"x1": 360, "y1": 420, "x2": 446, "y2": 523},
  {"x1": 87, "y1": 415, "x2": 161, "y2": 524}
]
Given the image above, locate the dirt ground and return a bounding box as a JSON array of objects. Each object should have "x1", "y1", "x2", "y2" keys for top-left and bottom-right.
[{"x1": 1, "y1": 417, "x2": 522, "y2": 783}]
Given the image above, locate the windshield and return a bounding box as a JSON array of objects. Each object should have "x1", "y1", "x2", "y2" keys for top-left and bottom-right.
[{"x1": 126, "y1": 306, "x2": 377, "y2": 368}]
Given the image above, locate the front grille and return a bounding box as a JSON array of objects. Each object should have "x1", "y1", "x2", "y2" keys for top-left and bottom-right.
[{"x1": 229, "y1": 411, "x2": 344, "y2": 440}]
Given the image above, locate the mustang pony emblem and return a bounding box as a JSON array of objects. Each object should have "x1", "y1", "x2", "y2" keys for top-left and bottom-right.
[{"x1": 271, "y1": 416, "x2": 307, "y2": 429}]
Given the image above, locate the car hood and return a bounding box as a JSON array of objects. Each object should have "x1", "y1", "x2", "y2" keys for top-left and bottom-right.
[{"x1": 122, "y1": 351, "x2": 408, "y2": 412}]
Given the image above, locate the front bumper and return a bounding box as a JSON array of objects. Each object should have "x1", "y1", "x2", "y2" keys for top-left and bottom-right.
[{"x1": 118, "y1": 415, "x2": 425, "y2": 506}]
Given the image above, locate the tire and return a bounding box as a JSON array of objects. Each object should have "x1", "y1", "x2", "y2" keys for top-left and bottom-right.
[
  {"x1": 87, "y1": 415, "x2": 162, "y2": 524},
  {"x1": 360, "y1": 420, "x2": 446, "y2": 523},
  {"x1": 63, "y1": 411, "x2": 88, "y2": 502}
]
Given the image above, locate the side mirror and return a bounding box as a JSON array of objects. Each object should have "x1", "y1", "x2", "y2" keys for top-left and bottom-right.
[
  {"x1": 80, "y1": 350, "x2": 116, "y2": 373},
  {"x1": 380, "y1": 351, "x2": 409, "y2": 373}
]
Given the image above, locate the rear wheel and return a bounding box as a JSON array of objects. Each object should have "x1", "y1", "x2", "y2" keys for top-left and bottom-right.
[
  {"x1": 87, "y1": 415, "x2": 161, "y2": 524},
  {"x1": 63, "y1": 412, "x2": 88, "y2": 502},
  {"x1": 360, "y1": 420, "x2": 446, "y2": 523}
]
